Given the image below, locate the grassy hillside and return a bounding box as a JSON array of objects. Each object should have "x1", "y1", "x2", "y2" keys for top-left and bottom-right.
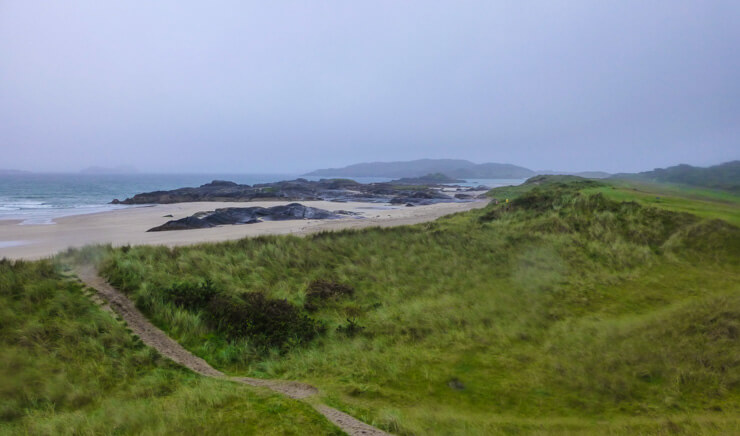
[
  {"x1": 611, "y1": 160, "x2": 740, "y2": 193},
  {"x1": 94, "y1": 177, "x2": 740, "y2": 434},
  {"x1": 0, "y1": 259, "x2": 341, "y2": 435},
  {"x1": 489, "y1": 175, "x2": 740, "y2": 226},
  {"x1": 589, "y1": 180, "x2": 740, "y2": 226}
]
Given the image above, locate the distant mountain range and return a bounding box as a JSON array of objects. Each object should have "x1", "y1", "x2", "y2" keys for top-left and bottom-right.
[
  {"x1": 305, "y1": 159, "x2": 537, "y2": 179},
  {"x1": 611, "y1": 160, "x2": 740, "y2": 192},
  {"x1": 305, "y1": 159, "x2": 610, "y2": 179}
]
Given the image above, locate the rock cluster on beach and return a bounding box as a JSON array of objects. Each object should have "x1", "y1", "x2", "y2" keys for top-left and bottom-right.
[
  {"x1": 112, "y1": 177, "x2": 479, "y2": 206},
  {"x1": 148, "y1": 203, "x2": 352, "y2": 231}
]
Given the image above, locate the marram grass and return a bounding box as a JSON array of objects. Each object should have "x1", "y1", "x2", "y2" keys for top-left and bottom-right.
[
  {"x1": 79, "y1": 177, "x2": 739, "y2": 435},
  {"x1": 0, "y1": 259, "x2": 342, "y2": 435}
]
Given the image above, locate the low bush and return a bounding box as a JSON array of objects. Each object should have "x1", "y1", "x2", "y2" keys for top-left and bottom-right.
[
  {"x1": 164, "y1": 279, "x2": 218, "y2": 310},
  {"x1": 304, "y1": 279, "x2": 354, "y2": 311},
  {"x1": 336, "y1": 317, "x2": 365, "y2": 337},
  {"x1": 205, "y1": 293, "x2": 322, "y2": 349}
]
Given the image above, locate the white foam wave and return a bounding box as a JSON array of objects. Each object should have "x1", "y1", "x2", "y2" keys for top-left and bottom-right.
[
  {"x1": 0, "y1": 203, "x2": 133, "y2": 225},
  {"x1": 0, "y1": 200, "x2": 56, "y2": 210}
]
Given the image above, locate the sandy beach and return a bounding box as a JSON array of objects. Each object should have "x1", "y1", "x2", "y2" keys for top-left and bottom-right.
[{"x1": 0, "y1": 199, "x2": 488, "y2": 260}]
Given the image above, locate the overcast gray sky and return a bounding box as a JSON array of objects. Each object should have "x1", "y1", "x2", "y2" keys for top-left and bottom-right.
[{"x1": 1, "y1": 1, "x2": 738, "y2": 173}]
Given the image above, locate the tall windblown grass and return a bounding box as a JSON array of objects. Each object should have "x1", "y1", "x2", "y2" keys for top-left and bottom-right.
[
  {"x1": 0, "y1": 259, "x2": 342, "y2": 435},
  {"x1": 89, "y1": 177, "x2": 740, "y2": 434}
]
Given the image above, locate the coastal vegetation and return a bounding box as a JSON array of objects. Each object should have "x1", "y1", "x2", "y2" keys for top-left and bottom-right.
[
  {"x1": 611, "y1": 160, "x2": 740, "y2": 193},
  {"x1": 74, "y1": 176, "x2": 739, "y2": 434},
  {"x1": 0, "y1": 259, "x2": 341, "y2": 434}
]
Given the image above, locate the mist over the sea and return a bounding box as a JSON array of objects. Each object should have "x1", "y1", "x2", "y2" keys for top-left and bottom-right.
[{"x1": 2, "y1": 2, "x2": 738, "y2": 174}]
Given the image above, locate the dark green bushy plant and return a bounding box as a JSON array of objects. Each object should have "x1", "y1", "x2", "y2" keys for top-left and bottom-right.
[
  {"x1": 336, "y1": 317, "x2": 365, "y2": 337},
  {"x1": 304, "y1": 279, "x2": 354, "y2": 311},
  {"x1": 206, "y1": 292, "x2": 322, "y2": 349},
  {"x1": 164, "y1": 279, "x2": 218, "y2": 310}
]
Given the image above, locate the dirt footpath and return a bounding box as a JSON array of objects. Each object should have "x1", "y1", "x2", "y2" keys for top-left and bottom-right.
[{"x1": 75, "y1": 265, "x2": 389, "y2": 436}]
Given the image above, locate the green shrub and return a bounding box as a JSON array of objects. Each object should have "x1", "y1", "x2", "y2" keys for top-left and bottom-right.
[
  {"x1": 304, "y1": 279, "x2": 354, "y2": 311},
  {"x1": 205, "y1": 293, "x2": 322, "y2": 349},
  {"x1": 165, "y1": 279, "x2": 218, "y2": 310},
  {"x1": 336, "y1": 317, "x2": 365, "y2": 337}
]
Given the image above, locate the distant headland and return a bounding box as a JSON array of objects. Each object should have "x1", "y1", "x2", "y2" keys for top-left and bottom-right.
[
  {"x1": 304, "y1": 159, "x2": 536, "y2": 179},
  {"x1": 304, "y1": 158, "x2": 611, "y2": 179}
]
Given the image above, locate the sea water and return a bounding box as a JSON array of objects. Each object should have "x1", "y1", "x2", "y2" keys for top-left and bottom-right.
[{"x1": 0, "y1": 173, "x2": 523, "y2": 225}]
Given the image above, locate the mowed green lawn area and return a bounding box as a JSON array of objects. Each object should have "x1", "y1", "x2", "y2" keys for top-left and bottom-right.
[
  {"x1": 93, "y1": 177, "x2": 740, "y2": 434},
  {"x1": 0, "y1": 260, "x2": 342, "y2": 435}
]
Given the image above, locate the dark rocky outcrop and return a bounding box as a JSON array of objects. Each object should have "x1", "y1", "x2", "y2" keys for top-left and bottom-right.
[
  {"x1": 389, "y1": 190, "x2": 453, "y2": 205},
  {"x1": 148, "y1": 203, "x2": 348, "y2": 231},
  {"x1": 112, "y1": 178, "x2": 464, "y2": 205}
]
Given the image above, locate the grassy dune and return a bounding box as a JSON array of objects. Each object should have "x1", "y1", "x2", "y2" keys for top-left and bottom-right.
[
  {"x1": 0, "y1": 260, "x2": 341, "y2": 435},
  {"x1": 587, "y1": 180, "x2": 740, "y2": 226},
  {"x1": 91, "y1": 177, "x2": 740, "y2": 434}
]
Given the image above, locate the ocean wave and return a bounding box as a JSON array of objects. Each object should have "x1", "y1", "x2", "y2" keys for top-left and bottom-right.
[{"x1": 0, "y1": 204, "x2": 134, "y2": 225}]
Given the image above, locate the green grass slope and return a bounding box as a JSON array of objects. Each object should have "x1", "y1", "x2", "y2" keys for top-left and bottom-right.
[
  {"x1": 611, "y1": 160, "x2": 740, "y2": 193},
  {"x1": 587, "y1": 180, "x2": 740, "y2": 226},
  {"x1": 94, "y1": 177, "x2": 739, "y2": 434},
  {"x1": 0, "y1": 260, "x2": 341, "y2": 435},
  {"x1": 488, "y1": 175, "x2": 740, "y2": 226}
]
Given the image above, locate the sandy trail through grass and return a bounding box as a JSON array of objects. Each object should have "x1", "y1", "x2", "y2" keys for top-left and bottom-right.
[{"x1": 75, "y1": 265, "x2": 389, "y2": 436}]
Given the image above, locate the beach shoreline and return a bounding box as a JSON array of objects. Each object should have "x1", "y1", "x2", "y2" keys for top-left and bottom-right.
[{"x1": 0, "y1": 198, "x2": 489, "y2": 260}]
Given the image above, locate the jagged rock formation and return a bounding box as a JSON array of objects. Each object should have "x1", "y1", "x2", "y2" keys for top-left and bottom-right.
[
  {"x1": 148, "y1": 203, "x2": 352, "y2": 231},
  {"x1": 112, "y1": 178, "x2": 462, "y2": 205}
]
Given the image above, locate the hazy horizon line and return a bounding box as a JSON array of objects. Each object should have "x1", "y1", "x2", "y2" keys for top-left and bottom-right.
[{"x1": 2, "y1": 156, "x2": 737, "y2": 176}]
